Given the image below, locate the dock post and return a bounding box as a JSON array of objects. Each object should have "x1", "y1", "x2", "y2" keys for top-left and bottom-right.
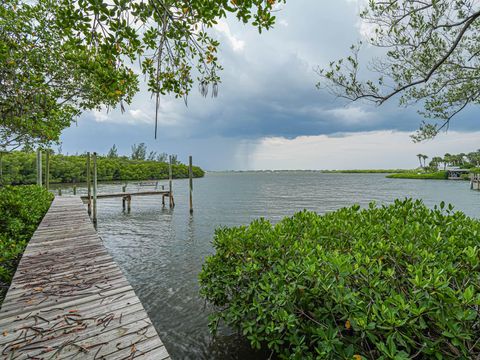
[
  {"x1": 73, "y1": 184, "x2": 77, "y2": 195},
  {"x1": 189, "y1": 155, "x2": 193, "y2": 214},
  {"x1": 92, "y1": 152, "x2": 98, "y2": 228},
  {"x1": 58, "y1": 188, "x2": 62, "y2": 196},
  {"x1": 169, "y1": 155, "x2": 174, "y2": 208},
  {"x1": 127, "y1": 195, "x2": 131, "y2": 213},
  {"x1": 162, "y1": 194, "x2": 165, "y2": 207},
  {"x1": 122, "y1": 196, "x2": 126, "y2": 211},
  {"x1": 36, "y1": 149, "x2": 42, "y2": 186},
  {"x1": 45, "y1": 151, "x2": 50, "y2": 190},
  {"x1": 86, "y1": 152, "x2": 92, "y2": 216}
]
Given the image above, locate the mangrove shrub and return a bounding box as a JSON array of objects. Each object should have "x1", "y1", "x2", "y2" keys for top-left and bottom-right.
[
  {"x1": 0, "y1": 185, "x2": 53, "y2": 302},
  {"x1": 199, "y1": 199, "x2": 480, "y2": 359}
]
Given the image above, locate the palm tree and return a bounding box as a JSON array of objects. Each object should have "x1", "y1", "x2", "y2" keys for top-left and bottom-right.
[
  {"x1": 422, "y1": 155, "x2": 429, "y2": 168},
  {"x1": 444, "y1": 153, "x2": 452, "y2": 168},
  {"x1": 431, "y1": 156, "x2": 443, "y2": 170},
  {"x1": 416, "y1": 154, "x2": 423, "y2": 168}
]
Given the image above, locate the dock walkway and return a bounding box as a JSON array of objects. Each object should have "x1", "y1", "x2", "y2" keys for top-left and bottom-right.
[{"x1": 0, "y1": 197, "x2": 170, "y2": 359}]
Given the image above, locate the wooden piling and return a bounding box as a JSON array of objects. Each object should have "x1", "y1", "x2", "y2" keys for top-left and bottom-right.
[
  {"x1": 189, "y1": 155, "x2": 193, "y2": 214},
  {"x1": 127, "y1": 195, "x2": 131, "y2": 213},
  {"x1": 92, "y1": 152, "x2": 98, "y2": 227},
  {"x1": 87, "y1": 152, "x2": 92, "y2": 216},
  {"x1": 122, "y1": 196, "x2": 126, "y2": 211},
  {"x1": 45, "y1": 151, "x2": 50, "y2": 190},
  {"x1": 36, "y1": 149, "x2": 42, "y2": 186},
  {"x1": 169, "y1": 155, "x2": 173, "y2": 208},
  {"x1": 58, "y1": 188, "x2": 62, "y2": 196},
  {"x1": 73, "y1": 184, "x2": 77, "y2": 195}
]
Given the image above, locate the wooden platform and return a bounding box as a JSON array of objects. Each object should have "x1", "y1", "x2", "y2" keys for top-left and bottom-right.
[
  {"x1": 80, "y1": 191, "x2": 170, "y2": 200},
  {"x1": 0, "y1": 197, "x2": 170, "y2": 359}
]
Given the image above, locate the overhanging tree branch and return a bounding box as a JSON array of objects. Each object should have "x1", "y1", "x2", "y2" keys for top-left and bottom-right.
[{"x1": 317, "y1": 0, "x2": 480, "y2": 141}]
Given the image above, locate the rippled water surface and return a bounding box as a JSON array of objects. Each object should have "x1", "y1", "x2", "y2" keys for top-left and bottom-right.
[{"x1": 56, "y1": 172, "x2": 480, "y2": 359}]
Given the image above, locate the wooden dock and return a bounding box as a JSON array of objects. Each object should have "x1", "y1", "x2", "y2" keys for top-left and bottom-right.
[
  {"x1": 80, "y1": 190, "x2": 174, "y2": 214},
  {"x1": 80, "y1": 190, "x2": 170, "y2": 200},
  {"x1": 0, "y1": 196, "x2": 170, "y2": 359}
]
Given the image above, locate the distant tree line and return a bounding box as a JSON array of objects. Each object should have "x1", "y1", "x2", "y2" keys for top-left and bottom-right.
[
  {"x1": 0, "y1": 148, "x2": 204, "y2": 185},
  {"x1": 106, "y1": 143, "x2": 180, "y2": 164},
  {"x1": 416, "y1": 150, "x2": 480, "y2": 171}
]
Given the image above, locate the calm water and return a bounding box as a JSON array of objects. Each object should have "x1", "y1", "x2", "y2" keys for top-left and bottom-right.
[{"x1": 56, "y1": 172, "x2": 480, "y2": 359}]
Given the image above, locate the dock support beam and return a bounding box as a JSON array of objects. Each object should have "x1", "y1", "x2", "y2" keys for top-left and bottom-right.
[
  {"x1": 87, "y1": 152, "x2": 92, "y2": 216},
  {"x1": 92, "y1": 152, "x2": 98, "y2": 228},
  {"x1": 122, "y1": 195, "x2": 131, "y2": 212},
  {"x1": 36, "y1": 149, "x2": 42, "y2": 186},
  {"x1": 189, "y1": 155, "x2": 193, "y2": 214},
  {"x1": 169, "y1": 155, "x2": 174, "y2": 208}
]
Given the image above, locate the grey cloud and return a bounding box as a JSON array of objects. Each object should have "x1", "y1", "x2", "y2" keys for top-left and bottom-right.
[{"x1": 62, "y1": 0, "x2": 480, "y2": 169}]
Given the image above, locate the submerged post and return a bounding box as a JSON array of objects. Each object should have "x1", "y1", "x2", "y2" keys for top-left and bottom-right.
[
  {"x1": 92, "y1": 152, "x2": 98, "y2": 228},
  {"x1": 189, "y1": 155, "x2": 193, "y2": 214},
  {"x1": 86, "y1": 152, "x2": 91, "y2": 216},
  {"x1": 45, "y1": 151, "x2": 50, "y2": 190},
  {"x1": 169, "y1": 155, "x2": 173, "y2": 208},
  {"x1": 36, "y1": 149, "x2": 42, "y2": 186}
]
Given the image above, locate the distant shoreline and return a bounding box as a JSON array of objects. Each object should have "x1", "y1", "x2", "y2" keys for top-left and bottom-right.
[{"x1": 207, "y1": 169, "x2": 412, "y2": 174}]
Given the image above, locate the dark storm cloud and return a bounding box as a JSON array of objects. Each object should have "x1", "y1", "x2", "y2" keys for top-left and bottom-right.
[{"x1": 61, "y1": 0, "x2": 480, "y2": 169}]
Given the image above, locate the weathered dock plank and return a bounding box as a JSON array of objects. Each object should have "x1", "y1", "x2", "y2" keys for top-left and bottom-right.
[{"x1": 0, "y1": 197, "x2": 170, "y2": 359}]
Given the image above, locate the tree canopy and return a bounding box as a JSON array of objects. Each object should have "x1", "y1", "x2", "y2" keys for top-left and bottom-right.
[
  {"x1": 1, "y1": 0, "x2": 285, "y2": 149},
  {"x1": 317, "y1": 0, "x2": 480, "y2": 141},
  {"x1": 1, "y1": 0, "x2": 138, "y2": 150}
]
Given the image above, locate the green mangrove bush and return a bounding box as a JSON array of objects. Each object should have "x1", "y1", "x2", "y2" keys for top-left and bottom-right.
[
  {"x1": 199, "y1": 199, "x2": 480, "y2": 359},
  {"x1": 0, "y1": 185, "x2": 53, "y2": 302}
]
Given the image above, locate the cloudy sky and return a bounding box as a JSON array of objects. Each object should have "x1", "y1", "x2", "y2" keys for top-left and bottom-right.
[{"x1": 61, "y1": 0, "x2": 480, "y2": 170}]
